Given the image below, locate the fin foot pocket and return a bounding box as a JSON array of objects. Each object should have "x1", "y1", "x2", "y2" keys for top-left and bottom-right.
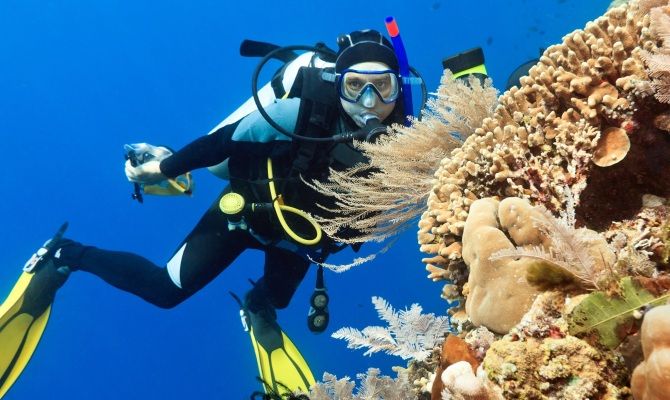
[
  {"x1": 0, "y1": 223, "x2": 70, "y2": 399},
  {"x1": 246, "y1": 309, "x2": 315, "y2": 396}
]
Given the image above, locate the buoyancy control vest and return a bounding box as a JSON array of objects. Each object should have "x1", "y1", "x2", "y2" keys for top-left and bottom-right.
[{"x1": 212, "y1": 39, "x2": 405, "y2": 247}]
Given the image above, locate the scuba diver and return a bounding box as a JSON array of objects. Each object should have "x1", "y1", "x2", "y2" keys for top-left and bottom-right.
[
  {"x1": 0, "y1": 15, "x2": 507, "y2": 396},
  {"x1": 0, "y1": 27, "x2": 419, "y2": 398}
]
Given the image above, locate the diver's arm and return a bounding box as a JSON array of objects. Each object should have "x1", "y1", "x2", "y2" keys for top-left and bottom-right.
[
  {"x1": 159, "y1": 98, "x2": 300, "y2": 178},
  {"x1": 159, "y1": 127, "x2": 234, "y2": 178}
]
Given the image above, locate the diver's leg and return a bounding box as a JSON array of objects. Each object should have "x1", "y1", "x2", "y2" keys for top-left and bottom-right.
[
  {"x1": 243, "y1": 247, "x2": 316, "y2": 395},
  {"x1": 54, "y1": 198, "x2": 255, "y2": 308},
  {"x1": 245, "y1": 247, "x2": 311, "y2": 313}
]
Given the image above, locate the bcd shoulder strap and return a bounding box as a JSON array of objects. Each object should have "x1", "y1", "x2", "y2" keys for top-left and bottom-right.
[{"x1": 287, "y1": 67, "x2": 340, "y2": 177}]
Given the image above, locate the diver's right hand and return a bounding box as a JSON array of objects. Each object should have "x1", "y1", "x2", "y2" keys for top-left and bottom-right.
[{"x1": 124, "y1": 159, "x2": 167, "y2": 185}]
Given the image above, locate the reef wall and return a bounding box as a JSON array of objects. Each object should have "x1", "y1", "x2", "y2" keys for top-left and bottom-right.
[
  {"x1": 419, "y1": 0, "x2": 669, "y2": 310},
  {"x1": 416, "y1": 1, "x2": 670, "y2": 398}
]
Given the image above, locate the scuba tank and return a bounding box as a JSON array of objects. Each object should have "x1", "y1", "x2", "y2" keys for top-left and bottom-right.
[{"x1": 208, "y1": 45, "x2": 335, "y2": 133}]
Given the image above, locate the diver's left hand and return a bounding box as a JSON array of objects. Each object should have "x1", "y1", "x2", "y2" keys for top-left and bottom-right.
[{"x1": 124, "y1": 159, "x2": 167, "y2": 184}]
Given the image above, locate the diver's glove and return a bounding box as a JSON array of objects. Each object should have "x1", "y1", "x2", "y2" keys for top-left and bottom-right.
[{"x1": 124, "y1": 159, "x2": 167, "y2": 185}]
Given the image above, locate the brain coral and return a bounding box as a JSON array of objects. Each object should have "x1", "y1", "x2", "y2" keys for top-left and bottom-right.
[{"x1": 419, "y1": 0, "x2": 670, "y2": 302}]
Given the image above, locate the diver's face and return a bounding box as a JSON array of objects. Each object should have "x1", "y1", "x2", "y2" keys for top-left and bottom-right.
[{"x1": 339, "y1": 62, "x2": 397, "y2": 128}]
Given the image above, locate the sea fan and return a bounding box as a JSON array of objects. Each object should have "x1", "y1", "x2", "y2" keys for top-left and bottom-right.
[{"x1": 308, "y1": 71, "x2": 499, "y2": 246}]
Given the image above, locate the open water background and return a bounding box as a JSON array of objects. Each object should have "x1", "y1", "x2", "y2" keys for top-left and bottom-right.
[{"x1": 0, "y1": 0, "x2": 610, "y2": 398}]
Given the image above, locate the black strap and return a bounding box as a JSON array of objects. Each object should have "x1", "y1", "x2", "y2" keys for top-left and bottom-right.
[
  {"x1": 271, "y1": 65, "x2": 289, "y2": 99},
  {"x1": 286, "y1": 67, "x2": 340, "y2": 177}
]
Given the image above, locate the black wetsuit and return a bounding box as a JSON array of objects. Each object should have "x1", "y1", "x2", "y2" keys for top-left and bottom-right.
[{"x1": 54, "y1": 98, "x2": 365, "y2": 313}]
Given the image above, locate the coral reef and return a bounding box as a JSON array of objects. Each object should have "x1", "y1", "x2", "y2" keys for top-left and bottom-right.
[
  {"x1": 463, "y1": 327, "x2": 497, "y2": 361},
  {"x1": 484, "y1": 336, "x2": 628, "y2": 399},
  {"x1": 631, "y1": 302, "x2": 670, "y2": 400},
  {"x1": 419, "y1": 0, "x2": 670, "y2": 306},
  {"x1": 421, "y1": 1, "x2": 670, "y2": 393},
  {"x1": 430, "y1": 335, "x2": 480, "y2": 399},
  {"x1": 314, "y1": 1, "x2": 670, "y2": 398}
]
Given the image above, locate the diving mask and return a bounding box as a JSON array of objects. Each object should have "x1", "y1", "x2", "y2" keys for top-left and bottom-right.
[{"x1": 338, "y1": 69, "x2": 400, "y2": 104}]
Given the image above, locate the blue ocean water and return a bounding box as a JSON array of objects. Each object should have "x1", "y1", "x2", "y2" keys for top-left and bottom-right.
[{"x1": 0, "y1": 0, "x2": 611, "y2": 398}]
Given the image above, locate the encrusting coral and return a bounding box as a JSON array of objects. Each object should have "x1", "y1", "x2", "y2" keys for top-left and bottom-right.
[
  {"x1": 631, "y1": 302, "x2": 670, "y2": 400},
  {"x1": 482, "y1": 292, "x2": 630, "y2": 400},
  {"x1": 483, "y1": 333, "x2": 628, "y2": 399}
]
